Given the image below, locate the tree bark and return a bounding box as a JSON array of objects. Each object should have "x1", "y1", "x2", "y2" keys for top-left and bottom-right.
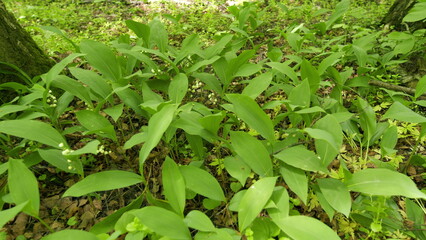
[
  {"x1": 0, "y1": 0, "x2": 53, "y2": 84},
  {"x1": 381, "y1": 0, "x2": 426, "y2": 31}
]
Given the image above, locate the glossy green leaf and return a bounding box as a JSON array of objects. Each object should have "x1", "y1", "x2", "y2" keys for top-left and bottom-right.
[
  {"x1": 345, "y1": 168, "x2": 426, "y2": 199},
  {"x1": 8, "y1": 159, "x2": 39, "y2": 216},
  {"x1": 289, "y1": 79, "x2": 310, "y2": 109},
  {"x1": 80, "y1": 40, "x2": 121, "y2": 82},
  {"x1": 304, "y1": 128, "x2": 338, "y2": 151},
  {"x1": 313, "y1": 184, "x2": 335, "y2": 220},
  {"x1": 199, "y1": 112, "x2": 225, "y2": 135},
  {"x1": 76, "y1": 110, "x2": 117, "y2": 141},
  {"x1": 382, "y1": 101, "x2": 426, "y2": 123},
  {"x1": 113, "y1": 85, "x2": 145, "y2": 116},
  {"x1": 279, "y1": 163, "x2": 308, "y2": 204},
  {"x1": 0, "y1": 201, "x2": 28, "y2": 228},
  {"x1": 63, "y1": 170, "x2": 143, "y2": 197},
  {"x1": 184, "y1": 210, "x2": 216, "y2": 232},
  {"x1": 415, "y1": 75, "x2": 426, "y2": 99},
  {"x1": 267, "y1": 186, "x2": 290, "y2": 220},
  {"x1": 301, "y1": 59, "x2": 320, "y2": 94},
  {"x1": 317, "y1": 178, "x2": 351, "y2": 217},
  {"x1": 124, "y1": 132, "x2": 147, "y2": 149},
  {"x1": 179, "y1": 165, "x2": 225, "y2": 201},
  {"x1": 139, "y1": 104, "x2": 177, "y2": 172},
  {"x1": 132, "y1": 206, "x2": 191, "y2": 240},
  {"x1": 103, "y1": 103, "x2": 124, "y2": 122},
  {"x1": 51, "y1": 75, "x2": 93, "y2": 107},
  {"x1": 126, "y1": 20, "x2": 150, "y2": 47},
  {"x1": 0, "y1": 105, "x2": 29, "y2": 119},
  {"x1": 227, "y1": 94, "x2": 275, "y2": 141},
  {"x1": 403, "y1": 2, "x2": 426, "y2": 22},
  {"x1": 234, "y1": 63, "x2": 262, "y2": 77},
  {"x1": 0, "y1": 120, "x2": 66, "y2": 148},
  {"x1": 356, "y1": 97, "x2": 376, "y2": 142},
  {"x1": 41, "y1": 230, "x2": 99, "y2": 240},
  {"x1": 313, "y1": 114, "x2": 343, "y2": 166},
  {"x1": 38, "y1": 149, "x2": 79, "y2": 174},
  {"x1": 275, "y1": 146, "x2": 328, "y2": 173},
  {"x1": 238, "y1": 177, "x2": 277, "y2": 231},
  {"x1": 380, "y1": 125, "x2": 398, "y2": 156},
  {"x1": 149, "y1": 19, "x2": 168, "y2": 53},
  {"x1": 273, "y1": 216, "x2": 340, "y2": 240},
  {"x1": 230, "y1": 131, "x2": 273, "y2": 177},
  {"x1": 266, "y1": 62, "x2": 298, "y2": 82},
  {"x1": 318, "y1": 52, "x2": 343, "y2": 74},
  {"x1": 242, "y1": 71, "x2": 273, "y2": 99},
  {"x1": 224, "y1": 156, "x2": 251, "y2": 186},
  {"x1": 162, "y1": 157, "x2": 186, "y2": 216},
  {"x1": 169, "y1": 73, "x2": 188, "y2": 104},
  {"x1": 69, "y1": 67, "x2": 112, "y2": 100}
]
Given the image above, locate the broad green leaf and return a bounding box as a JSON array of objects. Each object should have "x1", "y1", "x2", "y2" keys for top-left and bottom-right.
[
  {"x1": 192, "y1": 72, "x2": 222, "y2": 94},
  {"x1": 345, "y1": 168, "x2": 426, "y2": 199},
  {"x1": 356, "y1": 97, "x2": 376, "y2": 142},
  {"x1": 273, "y1": 216, "x2": 340, "y2": 240},
  {"x1": 173, "y1": 111, "x2": 217, "y2": 143},
  {"x1": 224, "y1": 156, "x2": 251, "y2": 186},
  {"x1": 0, "y1": 105, "x2": 29, "y2": 119},
  {"x1": 113, "y1": 85, "x2": 145, "y2": 116},
  {"x1": 0, "y1": 201, "x2": 28, "y2": 228},
  {"x1": 169, "y1": 73, "x2": 188, "y2": 104},
  {"x1": 149, "y1": 19, "x2": 168, "y2": 53},
  {"x1": 230, "y1": 131, "x2": 273, "y2": 177},
  {"x1": 43, "y1": 53, "x2": 84, "y2": 86},
  {"x1": 382, "y1": 101, "x2": 426, "y2": 123},
  {"x1": 162, "y1": 157, "x2": 186, "y2": 216},
  {"x1": 69, "y1": 67, "x2": 112, "y2": 100},
  {"x1": 80, "y1": 40, "x2": 121, "y2": 82},
  {"x1": 124, "y1": 132, "x2": 147, "y2": 149},
  {"x1": 227, "y1": 94, "x2": 275, "y2": 141},
  {"x1": 103, "y1": 103, "x2": 124, "y2": 122},
  {"x1": 38, "y1": 149, "x2": 80, "y2": 174},
  {"x1": 301, "y1": 59, "x2": 320, "y2": 94},
  {"x1": 242, "y1": 71, "x2": 273, "y2": 99},
  {"x1": 317, "y1": 178, "x2": 351, "y2": 217},
  {"x1": 90, "y1": 194, "x2": 144, "y2": 235},
  {"x1": 313, "y1": 184, "x2": 335, "y2": 220},
  {"x1": 139, "y1": 104, "x2": 177, "y2": 172},
  {"x1": 279, "y1": 163, "x2": 308, "y2": 204},
  {"x1": 405, "y1": 199, "x2": 426, "y2": 239},
  {"x1": 51, "y1": 75, "x2": 93, "y2": 107},
  {"x1": 126, "y1": 20, "x2": 150, "y2": 47},
  {"x1": 325, "y1": 0, "x2": 350, "y2": 29},
  {"x1": 313, "y1": 114, "x2": 343, "y2": 166},
  {"x1": 0, "y1": 120, "x2": 66, "y2": 148},
  {"x1": 8, "y1": 159, "x2": 39, "y2": 216},
  {"x1": 234, "y1": 63, "x2": 262, "y2": 77},
  {"x1": 380, "y1": 125, "x2": 398, "y2": 156},
  {"x1": 318, "y1": 52, "x2": 343, "y2": 75},
  {"x1": 403, "y1": 2, "x2": 426, "y2": 22},
  {"x1": 194, "y1": 229, "x2": 234, "y2": 240},
  {"x1": 41, "y1": 230, "x2": 98, "y2": 240},
  {"x1": 186, "y1": 56, "x2": 221, "y2": 74},
  {"x1": 63, "y1": 170, "x2": 143, "y2": 197},
  {"x1": 267, "y1": 186, "x2": 290, "y2": 220},
  {"x1": 67, "y1": 140, "x2": 100, "y2": 156},
  {"x1": 289, "y1": 79, "x2": 310, "y2": 109},
  {"x1": 179, "y1": 165, "x2": 225, "y2": 201},
  {"x1": 76, "y1": 110, "x2": 117, "y2": 141},
  {"x1": 275, "y1": 146, "x2": 328, "y2": 173},
  {"x1": 416, "y1": 75, "x2": 426, "y2": 99},
  {"x1": 304, "y1": 128, "x2": 338, "y2": 151},
  {"x1": 199, "y1": 112, "x2": 225, "y2": 135},
  {"x1": 132, "y1": 206, "x2": 191, "y2": 240},
  {"x1": 266, "y1": 62, "x2": 298, "y2": 82},
  {"x1": 203, "y1": 34, "x2": 233, "y2": 59},
  {"x1": 184, "y1": 210, "x2": 216, "y2": 232},
  {"x1": 238, "y1": 177, "x2": 277, "y2": 232}
]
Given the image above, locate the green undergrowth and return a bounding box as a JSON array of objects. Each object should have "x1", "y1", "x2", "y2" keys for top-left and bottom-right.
[{"x1": 1, "y1": 0, "x2": 426, "y2": 240}]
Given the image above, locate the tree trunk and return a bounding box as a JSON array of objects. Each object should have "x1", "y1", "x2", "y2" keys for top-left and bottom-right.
[
  {"x1": 381, "y1": 0, "x2": 426, "y2": 31},
  {"x1": 0, "y1": 0, "x2": 53, "y2": 84}
]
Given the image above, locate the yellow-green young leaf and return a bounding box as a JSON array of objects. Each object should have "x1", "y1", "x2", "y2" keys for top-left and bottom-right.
[
  {"x1": 41, "y1": 230, "x2": 98, "y2": 240},
  {"x1": 132, "y1": 207, "x2": 191, "y2": 240},
  {"x1": 273, "y1": 216, "x2": 340, "y2": 240},
  {"x1": 162, "y1": 157, "x2": 186, "y2": 216},
  {"x1": 279, "y1": 163, "x2": 308, "y2": 204},
  {"x1": 80, "y1": 40, "x2": 121, "y2": 82},
  {"x1": 238, "y1": 177, "x2": 277, "y2": 232},
  {"x1": 184, "y1": 210, "x2": 216, "y2": 232},
  {"x1": 63, "y1": 170, "x2": 143, "y2": 197},
  {"x1": 414, "y1": 75, "x2": 426, "y2": 98},
  {"x1": 179, "y1": 165, "x2": 225, "y2": 202},
  {"x1": 8, "y1": 159, "x2": 39, "y2": 216},
  {"x1": 383, "y1": 101, "x2": 426, "y2": 123},
  {"x1": 345, "y1": 168, "x2": 426, "y2": 199},
  {"x1": 0, "y1": 120, "x2": 66, "y2": 148},
  {"x1": 169, "y1": 73, "x2": 188, "y2": 104},
  {"x1": 274, "y1": 146, "x2": 328, "y2": 173},
  {"x1": 226, "y1": 94, "x2": 275, "y2": 141},
  {"x1": 317, "y1": 178, "x2": 351, "y2": 217},
  {"x1": 139, "y1": 104, "x2": 177, "y2": 174},
  {"x1": 0, "y1": 201, "x2": 28, "y2": 228},
  {"x1": 230, "y1": 131, "x2": 273, "y2": 177}
]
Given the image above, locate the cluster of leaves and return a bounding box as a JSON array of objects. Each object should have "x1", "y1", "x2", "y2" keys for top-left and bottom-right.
[{"x1": 1, "y1": 0, "x2": 426, "y2": 239}]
